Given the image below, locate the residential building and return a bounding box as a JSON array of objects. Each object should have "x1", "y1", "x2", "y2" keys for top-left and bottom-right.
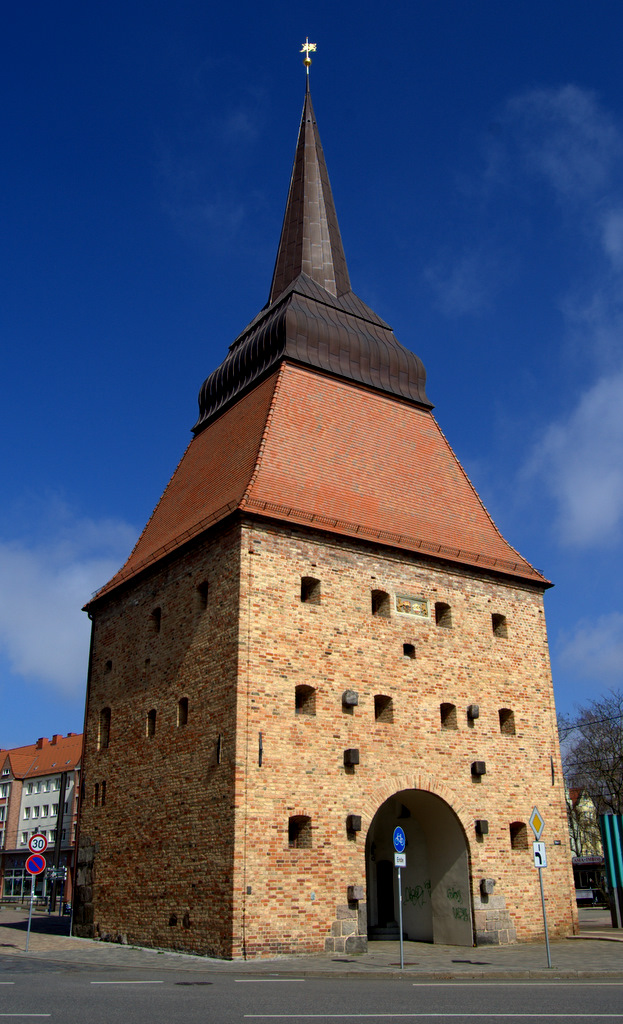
[{"x1": 0, "y1": 734, "x2": 82, "y2": 903}]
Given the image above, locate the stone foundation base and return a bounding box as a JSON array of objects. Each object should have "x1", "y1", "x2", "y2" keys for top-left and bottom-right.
[
  {"x1": 473, "y1": 894, "x2": 517, "y2": 945},
  {"x1": 324, "y1": 901, "x2": 368, "y2": 953}
]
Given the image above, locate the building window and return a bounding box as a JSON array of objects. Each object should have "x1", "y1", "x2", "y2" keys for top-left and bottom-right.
[
  {"x1": 510, "y1": 822, "x2": 528, "y2": 850},
  {"x1": 371, "y1": 590, "x2": 390, "y2": 617},
  {"x1": 151, "y1": 607, "x2": 162, "y2": 633},
  {"x1": 492, "y1": 613, "x2": 508, "y2": 638},
  {"x1": 0, "y1": 807, "x2": 5, "y2": 822},
  {"x1": 295, "y1": 685, "x2": 316, "y2": 716},
  {"x1": 499, "y1": 708, "x2": 516, "y2": 735},
  {"x1": 403, "y1": 643, "x2": 415, "y2": 659},
  {"x1": 177, "y1": 697, "x2": 189, "y2": 727},
  {"x1": 52, "y1": 804, "x2": 58, "y2": 816},
  {"x1": 374, "y1": 695, "x2": 394, "y2": 723},
  {"x1": 98, "y1": 707, "x2": 111, "y2": 750},
  {"x1": 0, "y1": 784, "x2": 9, "y2": 798},
  {"x1": 197, "y1": 581, "x2": 209, "y2": 609},
  {"x1": 21, "y1": 832, "x2": 28, "y2": 845},
  {"x1": 26, "y1": 783, "x2": 33, "y2": 795},
  {"x1": 42, "y1": 805, "x2": 49, "y2": 817},
  {"x1": 301, "y1": 577, "x2": 321, "y2": 604},
  {"x1": 53, "y1": 779, "x2": 60, "y2": 790},
  {"x1": 146, "y1": 709, "x2": 157, "y2": 738},
  {"x1": 288, "y1": 815, "x2": 312, "y2": 849},
  {"x1": 104, "y1": 659, "x2": 112, "y2": 673},
  {"x1": 440, "y1": 703, "x2": 458, "y2": 729},
  {"x1": 435, "y1": 602, "x2": 452, "y2": 628},
  {"x1": 23, "y1": 807, "x2": 30, "y2": 820},
  {"x1": 94, "y1": 783, "x2": 99, "y2": 808}
]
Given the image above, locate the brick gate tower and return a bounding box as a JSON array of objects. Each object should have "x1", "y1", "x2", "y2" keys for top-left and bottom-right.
[{"x1": 73, "y1": 73, "x2": 577, "y2": 957}]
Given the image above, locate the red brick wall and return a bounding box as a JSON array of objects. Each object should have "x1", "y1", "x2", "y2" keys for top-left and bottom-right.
[
  {"x1": 231, "y1": 519, "x2": 576, "y2": 956},
  {"x1": 76, "y1": 522, "x2": 242, "y2": 956},
  {"x1": 75, "y1": 514, "x2": 576, "y2": 958}
]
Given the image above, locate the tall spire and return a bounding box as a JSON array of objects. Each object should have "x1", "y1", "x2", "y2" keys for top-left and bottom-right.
[{"x1": 268, "y1": 79, "x2": 351, "y2": 304}]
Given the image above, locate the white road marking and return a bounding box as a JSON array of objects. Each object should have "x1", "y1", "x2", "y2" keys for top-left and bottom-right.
[
  {"x1": 90, "y1": 980, "x2": 164, "y2": 985},
  {"x1": 411, "y1": 983, "x2": 623, "y2": 987},
  {"x1": 0, "y1": 1016, "x2": 51, "y2": 1019},
  {"x1": 244, "y1": 1015, "x2": 623, "y2": 1020}
]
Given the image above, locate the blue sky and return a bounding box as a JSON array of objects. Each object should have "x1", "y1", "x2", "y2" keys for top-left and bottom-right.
[{"x1": 2, "y1": 2, "x2": 623, "y2": 748}]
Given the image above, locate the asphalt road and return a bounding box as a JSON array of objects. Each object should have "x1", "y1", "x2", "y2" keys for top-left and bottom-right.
[{"x1": 0, "y1": 967, "x2": 622, "y2": 1024}]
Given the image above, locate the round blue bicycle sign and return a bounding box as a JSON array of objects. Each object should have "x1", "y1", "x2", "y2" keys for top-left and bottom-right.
[{"x1": 393, "y1": 826, "x2": 406, "y2": 853}]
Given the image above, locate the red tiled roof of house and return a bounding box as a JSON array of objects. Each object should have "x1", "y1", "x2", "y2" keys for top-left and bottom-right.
[
  {"x1": 4, "y1": 734, "x2": 82, "y2": 779},
  {"x1": 91, "y1": 363, "x2": 547, "y2": 604}
]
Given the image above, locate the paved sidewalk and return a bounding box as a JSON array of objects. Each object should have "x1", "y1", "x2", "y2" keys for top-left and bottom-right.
[{"x1": 0, "y1": 906, "x2": 621, "y2": 979}]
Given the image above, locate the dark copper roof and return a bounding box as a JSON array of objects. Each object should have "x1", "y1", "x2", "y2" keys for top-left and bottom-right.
[
  {"x1": 192, "y1": 84, "x2": 432, "y2": 435},
  {"x1": 269, "y1": 80, "x2": 350, "y2": 302}
]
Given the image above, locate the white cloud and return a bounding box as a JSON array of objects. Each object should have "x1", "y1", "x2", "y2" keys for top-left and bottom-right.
[
  {"x1": 526, "y1": 371, "x2": 623, "y2": 546},
  {"x1": 507, "y1": 85, "x2": 622, "y2": 200},
  {"x1": 557, "y1": 612, "x2": 623, "y2": 683},
  {"x1": 0, "y1": 514, "x2": 135, "y2": 698},
  {"x1": 504, "y1": 85, "x2": 623, "y2": 547}
]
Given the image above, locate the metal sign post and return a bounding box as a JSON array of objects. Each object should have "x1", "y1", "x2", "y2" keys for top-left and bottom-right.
[
  {"x1": 393, "y1": 827, "x2": 406, "y2": 970},
  {"x1": 530, "y1": 808, "x2": 551, "y2": 969},
  {"x1": 24, "y1": 852, "x2": 47, "y2": 952}
]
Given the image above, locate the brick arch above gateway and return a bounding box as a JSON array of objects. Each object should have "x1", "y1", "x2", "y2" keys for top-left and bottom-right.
[
  {"x1": 359, "y1": 773, "x2": 477, "y2": 857},
  {"x1": 90, "y1": 362, "x2": 547, "y2": 605}
]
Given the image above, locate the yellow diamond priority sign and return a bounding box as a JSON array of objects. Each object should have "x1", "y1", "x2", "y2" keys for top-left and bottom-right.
[{"x1": 529, "y1": 806, "x2": 545, "y2": 840}]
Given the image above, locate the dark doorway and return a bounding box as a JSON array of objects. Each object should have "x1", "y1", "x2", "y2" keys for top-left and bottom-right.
[{"x1": 376, "y1": 859, "x2": 394, "y2": 926}]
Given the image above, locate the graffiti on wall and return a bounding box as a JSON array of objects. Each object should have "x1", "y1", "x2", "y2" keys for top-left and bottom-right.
[{"x1": 403, "y1": 878, "x2": 431, "y2": 908}]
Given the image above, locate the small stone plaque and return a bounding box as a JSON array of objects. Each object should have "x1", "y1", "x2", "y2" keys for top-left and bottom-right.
[{"x1": 396, "y1": 594, "x2": 428, "y2": 617}]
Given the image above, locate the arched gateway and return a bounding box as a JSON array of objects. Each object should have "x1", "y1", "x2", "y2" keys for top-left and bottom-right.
[{"x1": 366, "y1": 789, "x2": 473, "y2": 945}]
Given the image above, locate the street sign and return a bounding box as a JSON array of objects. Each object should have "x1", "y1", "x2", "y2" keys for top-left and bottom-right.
[
  {"x1": 529, "y1": 807, "x2": 545, "y2": 840},
  {"x1": 28, "y1": 834, "x2": 48, "y2": 854},
  {"x1": 533, "y1": 841, "x2": 547, "y2": 868},
  {"x1": 25, "y1": 854, "x2": 46, "y2": 876},
  {"x1": 394, "y1": 852, "x2": 406, "y2": 867},
  {"x1": 393, "y1": 826, "x2": 406, "y2": 853}
]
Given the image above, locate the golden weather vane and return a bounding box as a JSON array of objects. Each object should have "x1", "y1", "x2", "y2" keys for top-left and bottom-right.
[{"x1": 301, "y1": 38, "x2": 317, "y2": 75}]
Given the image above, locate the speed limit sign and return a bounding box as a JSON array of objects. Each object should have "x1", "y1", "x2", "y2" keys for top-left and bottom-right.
[{"x1": 28, "y1": 833, "x2": 48, "y2": 854}]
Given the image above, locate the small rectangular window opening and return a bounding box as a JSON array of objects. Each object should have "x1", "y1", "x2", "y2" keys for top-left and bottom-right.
[
  {"x1": 301, "y1": 577, "x2": 321, "y2": 604},
  {"x1": 403, "y1": 643, "x2": 416, "y2": 659},
  {"x1": 435, "y1": 602, "x2": 452, "y2": 628},
  {"x1": 371, "y1": 590, "x2": 390, "y2": 617},
  {"x1": 94, "y1": 783, "x2": 99, "y2": 808},
  {"x1": 374, "y1": 694, "x2": 394, "y2": 723},
  {"x1": 295, "y1": 685, "x2": 316, "y2": 716},
  {"x1": 146, "y1": 709, "x2": 156, "y2": 738},
  {"x1": 151, "y1": 607, "x2": 162, "y2": 633},
  {"x1": 177, "y1": 697, "x2": 189, "y2": 727},
  {"x1": 440, "y1": 702, "x2": 458, "y2": 729},
  {"x1": 510, "y1": 821, "x2": 528, "y2": 850},
  {"x1": 197, "y1": 581, "x2": 209, "y2": 610},
  {"x1": 288, "y1": 815, "x2": 312, "y2": 849},
  {"x1": 499, "y1": 708, "x2": 516, "y2": 735},
  {"x1": 492, "y1": 613, "x2": 508, "y2": 638}
]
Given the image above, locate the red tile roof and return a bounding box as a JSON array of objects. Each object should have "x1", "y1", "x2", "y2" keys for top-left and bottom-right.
[
  {"x1": 3, "y1": 734, "x2": 82, "y2": 779},
  {"x1": 91, "y1": 363, "x2": 547, "y2": 604}
]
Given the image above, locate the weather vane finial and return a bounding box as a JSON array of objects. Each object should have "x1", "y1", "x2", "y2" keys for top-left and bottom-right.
[{"x1": 301, "y1": 38, "x2": 317, "y2": 75}]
